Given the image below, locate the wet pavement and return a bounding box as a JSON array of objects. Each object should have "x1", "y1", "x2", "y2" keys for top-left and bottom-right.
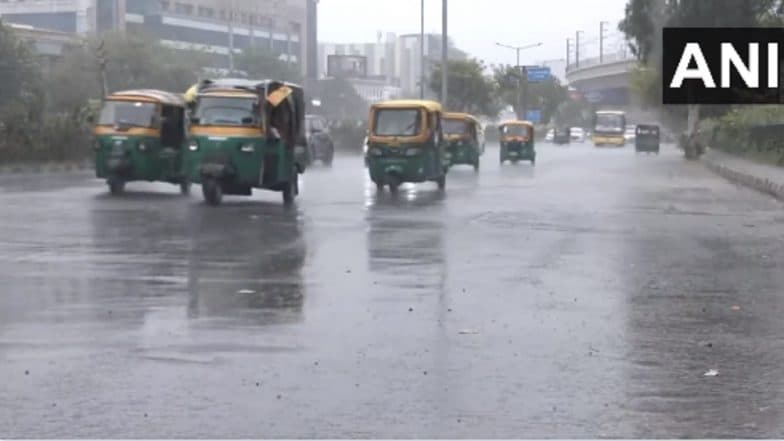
[{"x1": 2, "y1": 143, "x2": 784, "y2": 437}]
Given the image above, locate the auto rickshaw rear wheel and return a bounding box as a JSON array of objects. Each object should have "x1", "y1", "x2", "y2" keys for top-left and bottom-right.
[
  {"x1": 202, "y1": 178, "x2": 222, "y2": 205},
  {"x1": 282, "y1": 166, "x2": 298, "y2": 205},
  {"x1": 108, "y1": 178, "x2": 125, "y2": 196},
  {"x1": 179, "y1": 180, "x2": 191, "y2": 196},
  {"x1": 436, "y1": 175, "x2": 446, "y2": 191},
  {"x1": 375, "y1": 181, "x2": 384, "y2": 192}
]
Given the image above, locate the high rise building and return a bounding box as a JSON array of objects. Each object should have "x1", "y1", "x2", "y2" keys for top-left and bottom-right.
[{"x1": 0, "y1": 0, "x2": 316, "y2": 75}]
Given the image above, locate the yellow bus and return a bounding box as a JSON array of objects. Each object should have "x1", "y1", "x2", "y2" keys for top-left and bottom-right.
[{"x1": 592, "y1": 110, "x2": 626, "y2": 147}]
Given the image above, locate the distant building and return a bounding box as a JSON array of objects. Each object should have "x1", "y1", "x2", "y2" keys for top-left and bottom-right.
[
  {"x1": 0, "y1": 0, "x2": 317, "y2": 76},
  {"x1": 318, "y1": 32, "x2": 467, "y2": 100}
]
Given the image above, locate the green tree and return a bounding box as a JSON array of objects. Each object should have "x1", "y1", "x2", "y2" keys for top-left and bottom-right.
[
  {"x1": 429, "y1": 58, "x2": 498, "y2": 117},
  {"x1": 492, "y1": 65, "x2": 567, "y2": 124},
  {"x1": 234, "y1": 46, "x2": 302, "y2": 82},
  {"x1": 619, "y1": 0, "x2": 779, "y2": 156}
]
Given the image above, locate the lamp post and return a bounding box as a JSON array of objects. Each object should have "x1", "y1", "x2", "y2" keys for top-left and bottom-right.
[{"x1": 495, "y1": 41, "x2": 542, "y2": 119}]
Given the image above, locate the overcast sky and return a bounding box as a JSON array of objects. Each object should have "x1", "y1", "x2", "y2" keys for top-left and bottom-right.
[{"x1": 319, "y1": 0, "x2": 629, "y2": 66}]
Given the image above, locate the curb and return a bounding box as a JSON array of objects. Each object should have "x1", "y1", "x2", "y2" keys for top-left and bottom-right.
[
  {"x1": 703, "y1": 154, "x2": 784, "y2": 201},
  {"x1": 0, "y1": 161, "x2": 93, "y2": 175}
]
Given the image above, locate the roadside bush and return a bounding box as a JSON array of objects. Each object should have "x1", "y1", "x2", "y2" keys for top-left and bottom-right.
[{"x1": 708, "y1": 106, "x2": 784, "y2": 166}]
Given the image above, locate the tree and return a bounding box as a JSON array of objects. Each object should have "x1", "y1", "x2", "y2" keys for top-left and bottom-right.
[
  {"x1": 492, "y1": 65, "x2": 567, "y2": 124},
  {"x1": 619, "y1": 0, "x2": 779, "y2": 156},
  {"x1": 234, "y1": 46, "x2": 302, "y2": 82},
  {"x1": 429, "y1": 58, "x2": 498, "y2": 117}
]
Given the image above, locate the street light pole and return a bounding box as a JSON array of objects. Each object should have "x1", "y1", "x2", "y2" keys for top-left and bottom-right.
[
  {"x1": 599, "y1": 21, "x2": 608, "y2": 63},
  {"x1": 441, "y1": 0, "x2": 447, "y2": 106},
  {"x1": 495, "y1": 41, "x2": 542, "y2": 120},
  {"x1": 420, "y1": 0, "x2": 425, "y2": 99},
  {"x1": 575, "y1": 30, "x2": 583, "y2": 69}
]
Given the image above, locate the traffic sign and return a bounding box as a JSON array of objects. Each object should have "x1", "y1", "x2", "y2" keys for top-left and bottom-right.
[
  {"x1": 526, "y1": 109, "x2": 542, "y2": 123},
  {"x1": 526, "y1": 66, "x2": 551, "y2": 82}
]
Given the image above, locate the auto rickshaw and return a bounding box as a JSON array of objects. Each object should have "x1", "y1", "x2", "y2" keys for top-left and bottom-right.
[
  {"x1": 499, "y1": 120, "x2": 536, "y2": 165},
  {"x1": 553, "y1": 127, "x2": 571, "y2": 145},
  {"x1": 635, "y1": 124, "x2": 660, "y2": 154},
  {"x1": 442, "y1": 112, "x2": 482, "y2": 171},
  {"x1": 92, "y1": 89, "x2": 190, "y2": 195},
  {"x1": 367, "y1": 99, "x2": 447, "y2": 192},
  {"x1": 184, "y1": 78, "x2": 307, "y2": 205}
]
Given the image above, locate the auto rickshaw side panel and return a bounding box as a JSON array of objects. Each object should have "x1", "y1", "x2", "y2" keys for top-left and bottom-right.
[{"x1": 94, "y1": 127, "x2": 166, "y2": 182}]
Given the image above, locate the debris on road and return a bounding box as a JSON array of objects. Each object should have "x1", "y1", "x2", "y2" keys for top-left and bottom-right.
[
  {"x1": 237, "y1": 289, "x2": 255, "y2": 295},
  {"x1": 704, "y1": 369, "x2": 719, "y2": 377},
  {"x1": 458, "y1": 329, "x2": 480, "y2": 335}
]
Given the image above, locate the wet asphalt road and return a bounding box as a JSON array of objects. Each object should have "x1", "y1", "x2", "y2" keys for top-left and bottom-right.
[{"x1": 2, "y1": 142, "x2": 784, "y2": 437}]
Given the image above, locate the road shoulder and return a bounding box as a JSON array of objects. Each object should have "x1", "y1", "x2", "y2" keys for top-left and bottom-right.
[{"x1": 703, "y1": 149, "x2": 784, "y2": 201}]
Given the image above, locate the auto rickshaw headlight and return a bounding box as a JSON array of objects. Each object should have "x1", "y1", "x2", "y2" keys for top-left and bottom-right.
[
  {"x1": 188, "y1": 141, "x2": 199, "y2": 151},
  {"x1": 405, "y1": 148, "x2": 419, "y2": 156},
  {"x1": 138, "y1": 142, "x2": 147, "y2": 151},
  {"x1": 240, "y1": 143, "x2": 255, "y2": 152}
]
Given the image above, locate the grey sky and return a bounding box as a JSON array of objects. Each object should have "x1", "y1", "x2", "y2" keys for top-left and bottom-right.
[{"x1": 319, "y1": 0, "x2": 629, "y2": 66}]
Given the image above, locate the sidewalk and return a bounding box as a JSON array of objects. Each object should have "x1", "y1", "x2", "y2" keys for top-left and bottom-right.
[
  {"x1": 703, "y1": 149, "x2": 784, "y2": 201},
  {"x1": 0, "y1": 160, "x2": 92, "y2": 175}
]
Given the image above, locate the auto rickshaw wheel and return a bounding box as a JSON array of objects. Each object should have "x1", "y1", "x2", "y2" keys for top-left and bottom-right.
[
  {"x1": 282, "y1": 167, "x2": 298, "y2": 205},
  {"x1": 202, "y1": 178, "x2": 222, "y2": 206},
  {"x1": 436, "y1": 175, "x2": 446, "y2": 191},
  {"x1": 179, "y1": 180, "x2": 191, "y2": 196},
  {"x1": 108, "y1": 178, "x2": 125, "y2": 196},
  {"x1": 375, "y1": 181, "x2": 384, "y2": 192}
]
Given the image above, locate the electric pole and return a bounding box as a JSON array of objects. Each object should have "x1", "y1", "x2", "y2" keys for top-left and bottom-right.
[
  {"x1": 599, "y1": 21, "x2": 608, "y2": 63},
  {"x1": 441, "y1": 0, "x2": 447, "y2": 106},
  {"x1": 575, "y1": 30, "x2": 582, "y2": 68},
  {"x1": 420, "y1": 0, "x2": 425, "y2": 99}
]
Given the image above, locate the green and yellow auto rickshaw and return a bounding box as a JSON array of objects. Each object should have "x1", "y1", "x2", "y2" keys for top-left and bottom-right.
[
  {"x1": 184, "y1": 78, "x2": 307, "y2": 206},
  {"x1": 443, "y1": 112, "x2": 482, "y2": 171},
  {"x1": 92, "y1": 89, "x2": 190, "y2": 195},
  {"x1": 499, "y1": 120, "x2": 536, "y2": 165},
  {"x1": 367, "y1": 99, "x2": 447, "y2": 192}
]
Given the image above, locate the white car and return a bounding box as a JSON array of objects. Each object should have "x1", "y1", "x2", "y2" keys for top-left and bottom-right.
[
  {"x1": 570, "y1": 127, "x2": 585, "y2": 142},
  {"x1": 624, "y1": 125, "x2": 636, "y2": 142},
  {"x1": 544, "y1": 129, "x2": 554, "y2": 142}
]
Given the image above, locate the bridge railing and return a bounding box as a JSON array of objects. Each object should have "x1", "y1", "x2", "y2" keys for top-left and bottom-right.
[{"x1": 566, "y1": 52, "x2": 635, "y2": 73}]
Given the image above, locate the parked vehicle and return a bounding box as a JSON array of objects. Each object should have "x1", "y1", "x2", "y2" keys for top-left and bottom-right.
[
  {"x1": 92, "y1": 89, "x2": 190, "y2": 195},
  {"x1": 305, "y1": 114, "x2": 334, "y2": 166}
]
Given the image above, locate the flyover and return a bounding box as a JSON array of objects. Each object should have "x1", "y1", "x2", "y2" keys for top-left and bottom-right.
[{"x1": 565, "y1": 52, "x2": 659, "y2": 123}]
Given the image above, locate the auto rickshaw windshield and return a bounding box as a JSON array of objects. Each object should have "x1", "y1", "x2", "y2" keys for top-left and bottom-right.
[
  {"x1": 503, "y1": 125, "x2": 529, "y2": 136},
  {"x1": 374, "y1": 108, "x2": 422, "y2": 136},
  {"x1": 195, "y1": 96, "x2": 260, "y2": 126},
  {"x1": 98, "y1": 101, "x2": 157, "y2": 127},
  {"x1": 443, "y1": 119, "x2": 470, "y2": 135}
]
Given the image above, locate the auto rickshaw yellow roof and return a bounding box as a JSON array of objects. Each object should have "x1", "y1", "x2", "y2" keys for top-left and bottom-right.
[
  {"x1": 444, "y1": 112, "x2": 482, "y2": 125},
  {"x1": 499, "y1": 119, "x2": 534, "y2": 127},
  {"x1": 107, "y1": 89, "x2": 185, "y2": 107},
  {"x1": 372, "y1": 99, "x2": 442, "y2": 113},
  {"x1": 198, "y1": 88, "x2": 259, "y2": 99}
]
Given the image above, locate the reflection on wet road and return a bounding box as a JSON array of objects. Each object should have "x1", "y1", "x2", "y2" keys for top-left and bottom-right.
[{"x1": 1, "y1": 144, "x2": 784, "y2": 437}]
